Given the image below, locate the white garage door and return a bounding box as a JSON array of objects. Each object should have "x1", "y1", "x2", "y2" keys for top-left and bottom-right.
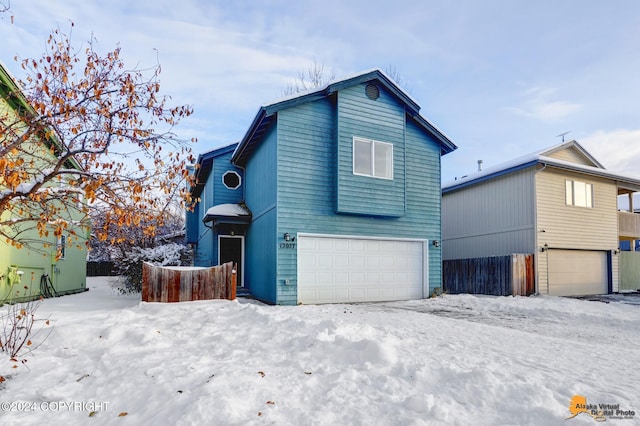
[
  {"x1": 548, "y1": 250, "x2": 608, "y2": 296},
  {"x1": 297, "y1": 234, "x2": 426, "y2": 304}
]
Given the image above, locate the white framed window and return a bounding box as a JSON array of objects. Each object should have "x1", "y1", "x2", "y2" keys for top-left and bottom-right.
[
  {"x1": 565, "y1": 180, "x2": 593, "y2": 208},
  {"x1": 222, "y1": 170, "x2": 241, "y2": 190},
  {"x1": 352, "y1": 136, "x2": 393, "y2": 179},
  {"x1": 57, "y1": 235, "x2": 66, "y2": 259}
]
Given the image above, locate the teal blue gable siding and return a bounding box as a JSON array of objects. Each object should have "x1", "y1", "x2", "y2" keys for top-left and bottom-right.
[
  {"x1": 336, "y1": 83, "x2": 406, "y2": 217},
  {"x1": 212, "y1": 152, "x2": 244, "y2": 205},
  {"x1": 273, "y1": 95, "x2": 443, "y2": 304},
  {"x1": 244, "y1": 123, "x2": 278, "y2": 303}
]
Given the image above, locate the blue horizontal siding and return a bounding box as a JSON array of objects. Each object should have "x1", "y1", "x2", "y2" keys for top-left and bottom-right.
[
  {"x1": 244, "y1": 122, "x2": 278, "y2": 303},
  {"x1": 406, "y1": 116, "x2": 443, "y2": 293},
  {"x1": 336, "y1": 84, "x2": 406, "y2": 217},
  {"x1": 212, "y1": 151, "x2": 244, "y2": 205},
  {"x1": 185, "y1": 203, "x2": 200, "y2": 244},
  {"x1": 192, "y1": 149, "x2": 246, "y2": 268},
  {"x1": 273, "y1": 94, "x2": 444, "y2": 303},
  {"x1": 245, "y1": 209, "x2": 277, "y2": 303}
]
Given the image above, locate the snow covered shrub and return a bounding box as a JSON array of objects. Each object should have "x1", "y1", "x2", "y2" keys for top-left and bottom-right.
[{"x1": 115, "y1": 243, "x2": 191, "y2": 293}]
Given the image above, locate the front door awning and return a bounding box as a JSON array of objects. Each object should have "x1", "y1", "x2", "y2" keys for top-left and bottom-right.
[{"x1": 202, "y1": 203, "x2": 252, "y2": 226}]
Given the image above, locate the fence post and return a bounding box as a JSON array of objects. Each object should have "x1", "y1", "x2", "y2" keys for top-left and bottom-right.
[
  {"x1": 141, "y1": 262, "x2": 150, "y2": 302},
  {"x1": 230, "y1": 263, "x2": 237, "y2": 300}
]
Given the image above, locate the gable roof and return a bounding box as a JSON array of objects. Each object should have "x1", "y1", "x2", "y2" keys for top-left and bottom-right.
[
  {"x1": 442, "y1": 140, "x2": 640, "y2": 194},
  {"x1": 541, "y1": 140, "x2": 604, "y2": 168},
  {"x1": 231, "y1": 68, "x2": 457, "y2": 165},
  {"x1": 190, "y1": 142, "x2": 238, "y2": 199}
]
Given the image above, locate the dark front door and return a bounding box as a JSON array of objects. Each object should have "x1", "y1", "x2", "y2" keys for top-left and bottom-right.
[{"x1": 219, "y1": 236, "x2": 243, "y2": 286}]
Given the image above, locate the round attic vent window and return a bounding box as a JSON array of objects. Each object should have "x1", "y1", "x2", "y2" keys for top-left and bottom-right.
[
  {"x1": 365, "y1": 83, "x2": 380, "y2": 100},
  {"x1": 222, "y1": 170, "x2": 241, "y2": 190}
]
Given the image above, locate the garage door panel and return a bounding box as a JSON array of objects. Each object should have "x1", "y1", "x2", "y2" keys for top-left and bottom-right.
[
  {"x1": 548, "y1": 250, "x2": 607, "y2": 296},
  {"x1": 350, "y1": 272, "x2": 366, "y2": 284},
  {"x1": 298, "y1": 235, "x2": 426, "y2": 304},
  {"x1": 334, "y1": 239, "x2": 350, "y2": 251}
]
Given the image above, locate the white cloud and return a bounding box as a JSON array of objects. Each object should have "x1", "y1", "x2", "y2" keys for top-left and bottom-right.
[
  {"x1": 580, "y1": 129, "x2": 640, "y2": 178},
  {"x1": 507, "y1": 86, "x2": 581, "y2": 122}
]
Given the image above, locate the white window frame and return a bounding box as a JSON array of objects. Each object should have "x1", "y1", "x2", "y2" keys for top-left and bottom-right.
[
  {"x1": 565, "y1": 179, "x2": 593, "y2": 208},
  {"x1": 352, "y1": 136, "x2": 393, "y2": 180},
  {"x1": 57, "y1": 235, "x2": 66, "y2": 260},
  {"x1": 222, "y1": 170, "x2": 242, "y2": 190}
]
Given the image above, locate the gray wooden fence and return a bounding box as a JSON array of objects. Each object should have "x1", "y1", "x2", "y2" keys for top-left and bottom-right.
[
  {"x1": 619, "y1": 251, "x2": 640, "y2": 292},
  {"x1": 443, "y1": 254, "x2": 534, "y2": 296},
  {"x1": 142, "y1": 262, "x2": 236, "y2": 302}
]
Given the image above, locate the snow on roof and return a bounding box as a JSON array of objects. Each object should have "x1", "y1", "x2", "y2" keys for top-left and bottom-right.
[
  {"x1": 204, "y1": 203, "x2": 251, "y2": 218},
  {"x1": 443, "y1": 142, "x2": 640, "y2": 192}
]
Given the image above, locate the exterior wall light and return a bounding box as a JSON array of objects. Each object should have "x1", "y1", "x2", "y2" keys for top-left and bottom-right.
[{"x1": 432, "y1": 240, "x2": 440, "y2": 248}]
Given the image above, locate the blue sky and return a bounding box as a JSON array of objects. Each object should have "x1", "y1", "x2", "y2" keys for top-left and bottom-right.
[{"x1": 2, "y1": 0, "x2": 640, "y2": 181}]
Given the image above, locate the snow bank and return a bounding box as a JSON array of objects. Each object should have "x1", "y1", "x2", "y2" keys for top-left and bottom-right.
[{"x1": 1, "y1": 279, "x2": 638, "y2": 425}]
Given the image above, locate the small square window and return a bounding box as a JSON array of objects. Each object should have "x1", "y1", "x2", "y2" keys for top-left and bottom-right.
[
  {"x1": 565, "y1": 179, "x2": 593, "y2": 208},
  {"x1": 352, "y1": 137, "x2": 393, "y2": 179}
]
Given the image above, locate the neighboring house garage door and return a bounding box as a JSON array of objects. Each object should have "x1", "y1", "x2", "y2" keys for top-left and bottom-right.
[
  {"x1": 297, "y1": 234, "x2": 426, "y2": 304},
  {"x1": 547, "y1": 249, "x2": 608, "y2": 296}
]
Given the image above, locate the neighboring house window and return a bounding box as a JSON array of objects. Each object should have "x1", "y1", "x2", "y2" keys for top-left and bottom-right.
[
  {"x1": 565, "y1": 180, "x2": 593, "y2": 208},
  {"x1": 57, "y1": 235, "x2": 66, "y2": 259},
  {"x1": 353, "y1": 136, "x2": 393, "y2": 179},
  {"x1": 222, "y1": 171, "x2": 241, "y2": 190}
]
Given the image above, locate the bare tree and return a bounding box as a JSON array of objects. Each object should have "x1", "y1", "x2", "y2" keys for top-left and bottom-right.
[
  {"x1": 283, "y1": 60, "x2": 335, "y2": 96},
  {"x1": 384, "y1": 64, "x2": 412, "y2": 93},
  {"x1": 0, "y1": 1, "x2": 13, "y2": 23},
  {"x1": 0, "y1": 25, "x2": 196, "y2": 254}
]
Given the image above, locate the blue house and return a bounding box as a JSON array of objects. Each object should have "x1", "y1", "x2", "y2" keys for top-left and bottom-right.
[
  {"x1": 187, "y1": 69, "x2": 457, "y2": 305},
  {"x1": 186, "y1": 143, "x2": 248, "y2": 284}
]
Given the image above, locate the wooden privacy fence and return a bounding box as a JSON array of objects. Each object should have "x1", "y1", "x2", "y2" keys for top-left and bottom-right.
[
  {"x1": 142, "y1": 262, "x2": 236, "y2": 302},
  {"x1": 443, "y1": 254, "x2": 535, "y2": 296}
]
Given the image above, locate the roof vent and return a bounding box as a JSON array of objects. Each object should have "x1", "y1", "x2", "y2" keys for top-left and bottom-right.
[{"x1": 365, "y1": 83, "x2": 380, "y2": 100}]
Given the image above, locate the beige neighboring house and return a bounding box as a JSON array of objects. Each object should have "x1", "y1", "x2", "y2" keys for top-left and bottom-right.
[{"x1": 442, "y1": 140, "x2": 640, "y2": 296}]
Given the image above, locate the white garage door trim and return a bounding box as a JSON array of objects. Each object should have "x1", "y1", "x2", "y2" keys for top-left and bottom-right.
[
  {"x1": 547, "y1": 249, "x2": 608, "y2": 296},
  {"x1": 297, "y1": 233, "x2": 428, "y2": 304}
]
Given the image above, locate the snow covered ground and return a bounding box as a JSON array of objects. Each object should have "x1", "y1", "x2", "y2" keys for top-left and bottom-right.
[{"x1": 1, "y1": 277, "x2": 639, "y2": 425}]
